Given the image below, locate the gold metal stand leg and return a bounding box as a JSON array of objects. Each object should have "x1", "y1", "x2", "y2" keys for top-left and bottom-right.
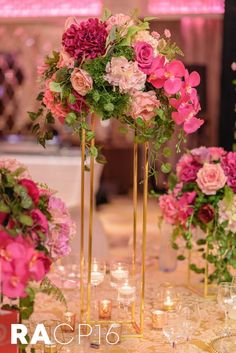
[
  {"x1": 80, "y1": 127, "x2": 86, "y2": 319},
  {"x1": 204, "y1": 243, "x2": 209, "y2": 297},
  {"x1": 87, "y1": 115, "x2": 95, "y2": 322},
  {"x1": 132, "y1": 142, "x2": 138, "y2": 322},
  {"x1": 140, "y1": 142, "x2": 149, "y2": 334}
]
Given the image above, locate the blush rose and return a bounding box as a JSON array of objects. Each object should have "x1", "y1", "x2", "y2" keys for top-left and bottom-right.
[{"x1": 196, "y1": 163, "x2": 227, "y2": 195}]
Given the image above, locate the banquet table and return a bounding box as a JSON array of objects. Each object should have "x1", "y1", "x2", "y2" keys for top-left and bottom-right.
[{"x1": 29, "y1": 261, "x2": 233, "y2": 353}]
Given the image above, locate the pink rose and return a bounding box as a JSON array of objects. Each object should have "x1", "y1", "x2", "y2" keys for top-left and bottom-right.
[
  {"x1": 196, "y1": 163, "x2": 227, "y2": 195},
  {"x1": 106, "y1": 14, "x2": 134, "y2": 33},
  {"x1": 130, "y1": 91, "x2": 160, "y2": 121},
  {"x1": 19, "y1": 179, "x2": 40, "y2": 205},
  {"x1": 70, "y1": 68, "x2": 93, "y2": 96},
  {"x1": 134, "y1": 41, "x2": 155, "y2": 74}
]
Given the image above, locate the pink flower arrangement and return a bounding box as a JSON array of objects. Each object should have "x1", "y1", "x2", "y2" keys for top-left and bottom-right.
[
  {"x1": 0, "y1": 159, "x2": 75, "y2": 299},
  {"x1": 31, "y1": 10, "x2": 204, "y2": 154},
  {"x1": 160, "y1": 147, "x2": 236, "y2": 283}
]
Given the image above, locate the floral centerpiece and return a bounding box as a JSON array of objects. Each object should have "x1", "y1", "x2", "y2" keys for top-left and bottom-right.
[
  {"x1": 30, "y1": 9, "x2": 203, "y2": 168},
  {"x1": 159, "y1": 147, "x2": 236, "y2": 283},
  {"x1": 0, "y1": 158, "x2": 75, "y2": 352}
]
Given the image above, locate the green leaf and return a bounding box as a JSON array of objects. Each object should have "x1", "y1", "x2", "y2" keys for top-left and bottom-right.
[
  {"x1": 104, "y1": 102, "x2": 114, "y2": 112},
  {"x1": 120, "y1": 22, "x2": 149, "y2": 46},
  {"x1": 56, "y1": 67, "x2": 69, "y2": 82},
  {"x1": 163, "y1": 147, "x2": 172, "y2": 158},
  {"x1": 32, "y1": 123, "x2": 40, "y2": 134},
  {"x1": 136, "y1": 117, "x2": 145, "y2": 127},
  {"x1": 92, "y1": 90, "x2": 100, "y2": 102},
  {"x1": 144, "y1": 16, "x2": 158, "y2": 21},
  {"x1": 177, "y1": 255, "x2": 185, "y2": 261},
  {"x1": 18, "y1": 214, "x2": 33, "y2": 226},
  {"x1": 39, "y1": 277, "x2": 67, "y2": 309},
  {"x1": 90, "y1": 146, "x2": 98, "y2": 158},
  {"x1": 65, "y1": 112, "x2": 77, "y2": 125},
  {"x1": 36, "y1": 92, "x2": 44, "y2": 101},
  {"x1": 68, "y1": 94, "x2": 76, "y2": 104},
  {"x1": 45, "y1": 112, "x2": 55, "y2": 124},
  {"x1": 0, "y1": 201, "x2": 10, "y2": 213},
  {"x1": 101, "y1": 7, "x2": 112, "y2": 22},
  {"x1": 86, "y1": 131, "x2": 95, "y2": 141},
  {"x1": 161, "y1": 163, "x2": 172, "y2": 174},
  {"x1": 49, "y1": 81, "x2": 62, "y2": 93}
]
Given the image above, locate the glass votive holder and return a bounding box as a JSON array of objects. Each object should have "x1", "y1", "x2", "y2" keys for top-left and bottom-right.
[
  {"x1": 159, "y1": 283, "x2": 178, "y2": 311},
  {"x1": 117, "y1": 280, "x2": 136, "y2": 306},
  {"x1": 98, "y1": 300, "x2": 112, "y2": 320},
  {"x1": 110, "y1": 262, "x2": 129, "y2": 288},
  {"x1": 62, "y1": 312, "x2": 76, "y2": 332},
  {"x1": 44, "y1": 343, "x2": 57, "y2": 353},
  {"x1": 151, "y1": 309, "x2": 166, "y2": 330},
  {"x1": 106, "y1": 323, "x2": 122, "y2": 344}
]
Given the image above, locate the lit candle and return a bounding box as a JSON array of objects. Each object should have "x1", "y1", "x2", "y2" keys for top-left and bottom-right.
[
  {"x1": 91, "y1": 271, "x2": 104, "y2": 286},
  {"x1": 99, "y1": 299, "x2": 112, "y2": 319},
  {"x1": 44, "y1": 343, "x2": 57, "y2": 353},
  {"x1": 111, "y1": 268, "x2": 129, "y2": 280},
  {"x1": 151, "y1": 309, "x2": 166, "y2": 329},
  {"x1": 118, "y1": 285, "x2": 136, "y2": 296},
  {"x1": 163, "y1": 296, "x2": 175, "y2": 311},
  {"x1": 62, "y1": 312, "x2": 76, "y2": 332}
]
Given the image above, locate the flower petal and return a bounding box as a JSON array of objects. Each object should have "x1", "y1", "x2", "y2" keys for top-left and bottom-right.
[
  {"x1": 164, "y1": 77, "x2": 182, "y2": 94},
  {"x1": 183, "y1": 117, "x2": 204, "y2": 134}
]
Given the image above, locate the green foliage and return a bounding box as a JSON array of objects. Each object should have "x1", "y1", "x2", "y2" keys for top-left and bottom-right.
[{"x1": 39, "y1": 277, "x2": 67, "y2": 309}]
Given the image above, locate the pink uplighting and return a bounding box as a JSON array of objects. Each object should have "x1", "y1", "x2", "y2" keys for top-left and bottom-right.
[
  {"x1": 0, "y1": 0, "x2": 102, "y2": 18},
  {"x1": 148, "y1": 0, "x2": 225, "y2": 15}
]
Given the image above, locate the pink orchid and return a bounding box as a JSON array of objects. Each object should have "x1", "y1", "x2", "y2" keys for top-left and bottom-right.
[
  {"x1": 149, "y1": 60, "x2": 185, "y2": 95},
  {"x1": 183, "y1": 70, "x2": 201, "y2": 94},
  {"x1": 29, "y1": 252, "x2": 51, "y2": 282}
]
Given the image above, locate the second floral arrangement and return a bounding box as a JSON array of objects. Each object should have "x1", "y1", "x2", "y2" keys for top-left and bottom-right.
[{"x1": 160, "y1": 147, "x2": 236, "y2": 283}]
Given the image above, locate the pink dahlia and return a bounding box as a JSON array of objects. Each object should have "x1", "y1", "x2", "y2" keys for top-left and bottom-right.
[
  {"x1": 43, "y1": 81, "x2": 69, "y2": 124},
  {"x1": 176, "y1": 153, "x2": 201, "y2": 183},
  {"x1": 221, "y1": 152, "x2": 236, "y2": 192},
  {"x1": 62, "y1": 18, "x2": 108, "y2": 61}
]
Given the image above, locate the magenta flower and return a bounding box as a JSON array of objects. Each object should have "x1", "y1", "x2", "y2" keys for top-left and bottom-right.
[
  {"x1": 221, "y1": 152, "x2": 236, "y2": 192},
  {"x1": 62, "y1": 18, "x2": 108, "y2": 61},
  {"x1": 19, "y1": 178, "x2": 40, "y2": 205},
  {"x1": 31, "y1": 209, "x2": 49, "y2": 233},
  {"x1": 68, "y1": 91, "x2": 89, "y2": 113},
  {"x1": 134, "y1": 41, "x2": 155, "y2": 74},
  {"x1": 183, "y1": 70, "x2": 200, "y2": 94},
  {"x1": 149, "y1": 59, "x2": 185, "y2": 95},
  {"x1": 191, "y1": 147, "x2": 211, "y2": 164}
]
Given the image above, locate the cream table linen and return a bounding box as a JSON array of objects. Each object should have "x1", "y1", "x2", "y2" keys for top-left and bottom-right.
[{"x1": 30, "y1": 262, "x2": 231, "y2": 353}]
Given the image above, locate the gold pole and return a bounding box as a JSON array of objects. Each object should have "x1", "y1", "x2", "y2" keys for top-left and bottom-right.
[
  {"x1": 87, "y1": 114, "x2": 95, "y2": 322},
  {"x1": 204, "y1": 242, "x2": 209, "y2": 297},
  {"x1": 80, "y1": 126, "x2": 86, "y2": 319},
  {"x1": 132, "y1": 140, "x2": 138, "y2": 322},
  {"x1": 140, "y1": 142, "x2": 148, "y2": 334}
]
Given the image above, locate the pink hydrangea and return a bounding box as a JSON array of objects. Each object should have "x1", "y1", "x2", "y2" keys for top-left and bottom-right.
[
  {"x1": 221, "y1": 152, "x2": 236, "y2": 192},
  {"x1": 47, "y1": 196, "x2": 75, "y2": 258},
  {"x1": 104, "y1": 56, "x2": 146, "y2": 93},
  {"x1": 196, "y1": 163, "x2": 227, "y2": 195},
  {"x1": 43, "y1": 81, "x2": 69, "y2": 123},
  {"x1": 159, "y1": 194, "x2": 178, "y2": 224},
  {"x1": 208, "y1": 147, "x2": 226, "y2": 161},
  {"x1": 191, "y1": 146, "x2": 211, "y2": 164},
  {"x1": 0, "y1": 158, "x2": 30, "y2": 178}
]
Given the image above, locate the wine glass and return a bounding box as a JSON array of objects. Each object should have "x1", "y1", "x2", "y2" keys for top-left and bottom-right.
[
  {"x1": 162, "y1": 312, "x2": 185, "y2": 350},
  {"x1": 217, "y1": 282, "x2": 235, "y2": 336},
  {"x1": 180, "y1": 300, "x2": 201, "y2": 351}
]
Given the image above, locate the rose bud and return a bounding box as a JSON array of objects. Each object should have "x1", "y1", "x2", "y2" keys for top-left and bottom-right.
[{"x1": 198, "y1": 204, "x2": 215, "y2": 224}]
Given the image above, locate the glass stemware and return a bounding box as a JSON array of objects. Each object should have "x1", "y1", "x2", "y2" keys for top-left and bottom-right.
[
  {"x1": 180, "y1": 301, "x2": 201, "y2": 351},
  {"x1": 162, "y1": 312, "x2": 185, "y2": 350},
  {"x1": 217, "y1": 282, "x2": 236, "y2": 336},
  {"x1": 117, "y1": 278, "x2": 136, "y2": 322}
]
